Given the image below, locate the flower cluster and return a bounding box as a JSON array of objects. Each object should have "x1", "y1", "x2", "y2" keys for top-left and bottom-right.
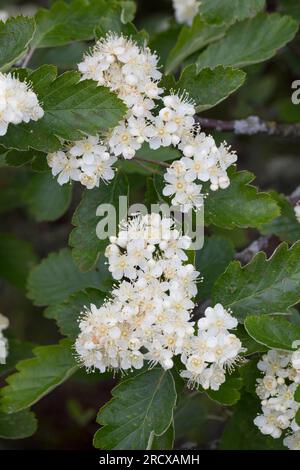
[
  {"x1": 0, "y1": 313, "x2": 9, "y2": 364},
  {"x1": 295, "y1": 204, "x2": 300, "y2": 223},
  {"x1": 0, "y1": 72, "x2": 44, "y2": 136},
  {"x1": 254, "y1": 349, "x2": 300, "y2": 450},
  {"x1": 172, "y1": 0, "x2": 199, "y2": 26},
  {"x1": 46, "y1": 33, "x2": 237, "y2": 203},
  {"x1": 180, "y1": 304, "x2": 244, "y2": 390},
  {"x1": 75, "y1": 213, "x2": 243, "y2": 390},
  {"x1": 47, "y1": 135, "x2": 116, "y2": 189}
]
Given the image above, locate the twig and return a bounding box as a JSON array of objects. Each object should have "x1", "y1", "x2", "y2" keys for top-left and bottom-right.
[
  {"x1": 135, "y1": 157, "x2": 169, "y2": 168},
  {"x1": 21, "y1": 47, "x2": 35, "y2": 68},
  {"x1": 134, "y1": 159, "x2": 162, "y2": 175},
  {"x1": 195, "y1": 116, "x2": 300, "y2": 139}
]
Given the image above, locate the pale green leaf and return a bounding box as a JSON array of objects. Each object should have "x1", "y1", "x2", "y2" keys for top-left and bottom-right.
[
  {"x1": 174, "y1": 65, "x2": 246, "y2": 112},
  {"x1": 93, "y1": 368, "x2": 177, "y2": 450},
  {"x1": 245, "y1": 315, "x2": 300, "y2": 351},
  {"x1": 0, "y1": 16, "x2": 35, "y2": 70},
  {"x1": 0, "y1": 339, "x2": 77, "y2": 414},
  {"x1": 199, "y1": 0, "x2": 266, "y2": 25},
  {"x1": 166, "y1": 15, "x2": 225, "y2": 73},
  {"x1": 197, "y1": 13, "x2": 298, "y2": 69},
  {"x1": 213, "y1": 241, "x2": 300, "y2": 321}
]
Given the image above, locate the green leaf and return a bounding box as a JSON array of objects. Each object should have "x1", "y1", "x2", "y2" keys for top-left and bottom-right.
[
  {"x1": 166, "y1": 15, "x2": 225, "y2": 73},
  {"x1": 295, "y1": 384, "x2": 300, "y2": 402},
  {"x1": 5, "y1": 149, "x2": 39, "y2": 167},
  {"x1": 33, "y1": 0, "x2": 126, "y2": 48},
  {"x1": 174, "y1": 65, "x2": 246, "y2": 112},
  {"x1": 0, "y1": 410, "x2": 37, "y2": 439},
  {"x1": 199, "y1": 0, "x2": 266, "y2": 25},
  {"x1": 0, "y1": 16, "x2": 35, "y2": 70},
  {"x1": 295, "y1": 408, "x2": 300, "y2": 427},
  {"x1": 196, "y1": 236, "x2": 234, "y2": 298},
  {"x1": 197, "y1": 13, "x2": 298, "y2": 69},
  {"x1": 205, "y1": 377, "x2": 243, "y2": 406},
  {"x1": 0, "y1": 66, "x2": 126, "y2": 153},
  {"x1": 239, "y1": 358, "x2": 260, "y2": 394},
  {"x1": 70, "y1": 172, "x2": 129, "y2": 272},
  {"x1": 27, "y1": 248, "x2": 103, "y2": 306},
  {"x1": 204, "y1": 168, "x2": 280, "y2": 229},
  {"x1": 93, "y1": 368, "x2": 177, "y2": 450},
  {"x1": 260, "y1": 192, "x2": 300, "y2": 243},
  {"x1": 245, "y1": 315, "x2": 300, "y2": 351},
  {"x1": 45, "y1": 288, "x2": 106, "y2": 340},
  {"x1": 279, "y1": 0, "x2": 300, "y2": 22},
  {"x1": 150, "y1": 422, "x2": 174, "y2": 450},
  {"x1": 23, "y1": 171, "x2": 72, "y2": 222},
  {"x1": 0, "y1": 339, "x2": 77, "y2": 414},
  {"x1": 0, "y1": 339, "x2": 34, "y2": 379},
  {"x1": 219, "y1": 393, "x2": 286, "y2": 450},
  {"x1": 0, "y1": 233, "x2": 37, "y2": 289},
  {"x1": 235, "y1": 325, "x2": 267, "y2": 356},
  {"x1": 213, "y1": 241, "x2": 300, "y2": 321}
]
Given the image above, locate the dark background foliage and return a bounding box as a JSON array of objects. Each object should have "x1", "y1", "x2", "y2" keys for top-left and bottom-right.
[{"x1": 0, "y1": 0, "x2": 299, "y2": 449}]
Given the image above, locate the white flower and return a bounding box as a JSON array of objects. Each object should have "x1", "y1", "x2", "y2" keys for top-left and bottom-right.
[
  {"x1": 198, "y1": 304, "x2": 238, "y2": 335},
  {"x1": 172, "y1": 0, "x2": 200, "y2": 26},
  {"x1": 295, "y1": 204, "x2": 300, "y2": 223},
  {"x1": 69, "y1": 135, "x2": 110, "y2": 164},
  {"x1": 0, "y1": 314, "x2": 9, "y2": 365},
  {"x1": 0, "y1": 73, "x2": 44, "y2": 136},
  {"x1": 108, "y1": 122, "x2": 142, "y2": 159},
  {"x1": 48, "y1": 151, "x2": 81, "y2": 185},
  {"x1": 254, "y1": 348, "x2": 300, "y2": 449}
]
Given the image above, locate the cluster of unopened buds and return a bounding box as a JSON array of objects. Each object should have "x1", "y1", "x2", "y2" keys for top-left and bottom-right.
[
  {"x1": 47, "y1": 33, "x2": 237, "y2": 212},
  {"x1": 0, "y1": 72, "x2": 44, "y2": 136},
  {"x1": 172, "y1": 0, "x2": 199, "y2": 26},
  {"x1": 75, "y1": 213, "x2": 244, "y2": 391},
  {"x1": 0, "y1": 313, "x2": 9, "y2": 364},
  {"x1": 254, "y1": 349, "x2": 300, "y2": 450}
]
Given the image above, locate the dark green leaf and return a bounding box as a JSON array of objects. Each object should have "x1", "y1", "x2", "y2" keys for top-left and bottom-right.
[
  {"x1": 0, "y1": 66, "x2": 126, "y2": 153},
  {"x1": 45, "y1": 288, "x2": 106, "y2": 340},
  {"x1": 245, "y1": 315, "x2": 300, "y2": 351},
  {"x1": 0, "y1": 410, "x2": 37, "y2": 439},
  {"x1": 27, "y1": 248, "x2": 104, "y2": 306},
  {"x1": 235, "y1": 325, "x2": 267, "y2": 356},
  {"x1": 197, "y1": 13, "x2": 298, "y2": 69},
  {"x1": 206, "y1": 377, "x2": 243, "y2": 405},
  {"x1": 196, "y1": 235, "x2": 234, "y2": 298},
  {"x1": 150, "y1": 422, "x2": 174, "y2": 450},
  {"x1": 0, "y1": 339, "x2": 34, "y2": 379},
  {"x1": 213, "y1": 241, "x2": 300, "y2": 321},
  {"x1": 93, "y1": 368, "x2": 177, "y2": 450},
  {"x1": 70, "y1": 172, "x2": 129, "y2": 272},
  {"x1": 23, "y1": 171, "x2": 72, "y2": 222},
  {"x1": 219, "y1": 393, "x2": 286, "y2": 450},
  {"x1": 33, "y1": 0, "x2": 127, "y2": 48},
  {"x1": 0, "y1": 233, "x2": 37, "y2": 288},
  {"x1": 0, "y1": 339, "x2": 77, "y2": 413},
  {"x1": 204, "y1": 167, "x2": 280, "y2": 229},
  {"x1": 260, "y1": 192, "x2": 300, "y2": 244}
]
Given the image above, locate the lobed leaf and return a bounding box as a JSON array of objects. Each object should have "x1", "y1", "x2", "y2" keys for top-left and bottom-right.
[
  {"x1": 213, "y1": 241, "x2": 300, "y2": 321},
  {"x1": 0, "y1": 339, "x2": 77, "y2": 414},
  {"x1": 93, "y1": 368, "x2": 177, "y2": 450}
]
